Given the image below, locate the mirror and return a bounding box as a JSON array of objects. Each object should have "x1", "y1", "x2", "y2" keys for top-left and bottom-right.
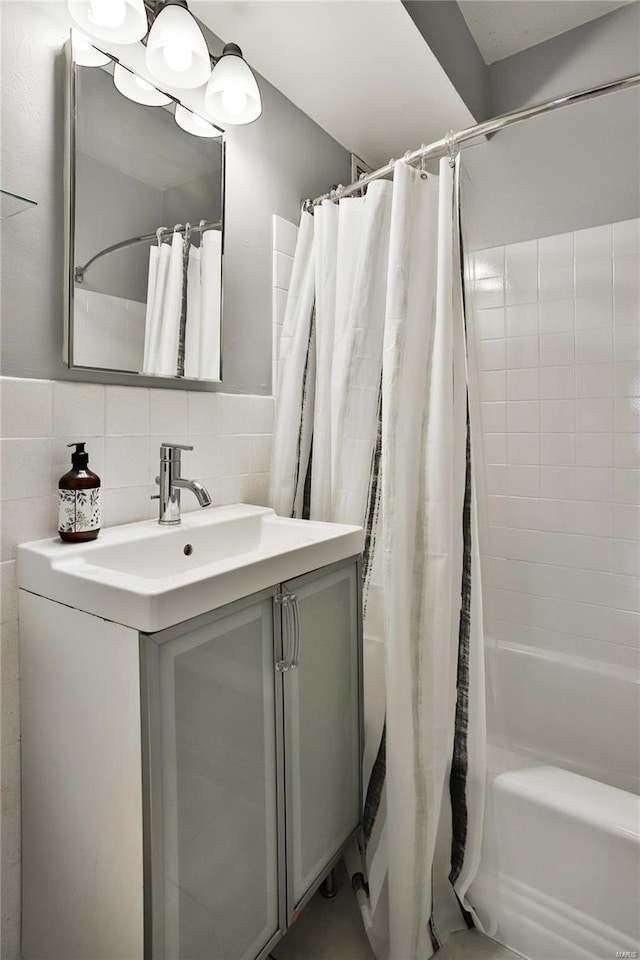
[{"x1": 65, "y1": 35, "x2": 225, "y2": 382}]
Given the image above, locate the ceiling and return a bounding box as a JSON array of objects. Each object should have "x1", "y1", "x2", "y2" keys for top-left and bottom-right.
[
  {"x1": 191, "y1": 1, "x2": 476, "y2": 170},
  {"x1": 457, "y1": 0, "x2": 635, "y2": 64}
]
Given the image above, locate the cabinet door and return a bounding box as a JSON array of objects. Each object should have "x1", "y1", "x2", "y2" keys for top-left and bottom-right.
[
  {"x1": 142, "y1": 592, "x2": 284, "y2": 960},
  {"x1": 282, "y1": 560, "x2": 362, "y2": 910}
]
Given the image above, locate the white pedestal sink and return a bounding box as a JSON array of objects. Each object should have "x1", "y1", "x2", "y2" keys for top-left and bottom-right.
[{"x1": 17, "y1": 503, "x2": 364, "y2": 632}]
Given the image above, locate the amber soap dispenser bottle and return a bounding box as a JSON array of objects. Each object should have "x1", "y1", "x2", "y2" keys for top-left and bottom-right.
[{"x1": 58, "y1": 442, "x2": 101, "y2": 543}]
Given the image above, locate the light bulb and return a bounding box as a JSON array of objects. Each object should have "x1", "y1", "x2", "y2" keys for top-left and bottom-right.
[
  {"x1": 221, "y1": 89, "x2": 248, "y2": 116},
  {"x1": 163, "y1": 42, "x2": 193, "y2": 74},
  {"x1": 88, "y1": 0, "x2": 126, "y2": 28}
]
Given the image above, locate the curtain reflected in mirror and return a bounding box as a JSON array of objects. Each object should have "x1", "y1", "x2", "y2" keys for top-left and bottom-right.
[{"x1": 67, "y1": 47, "x2": 224, "y2": 382}]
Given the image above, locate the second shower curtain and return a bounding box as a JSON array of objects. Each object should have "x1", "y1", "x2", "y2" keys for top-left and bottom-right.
[{"x1": 270, "y1": 159, "x2": 486, "y2": 959}]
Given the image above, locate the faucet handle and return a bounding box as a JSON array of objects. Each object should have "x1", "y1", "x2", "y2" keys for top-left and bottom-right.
[{"x1": 160, "y1": 442, "x2": 193, "y2": 461}]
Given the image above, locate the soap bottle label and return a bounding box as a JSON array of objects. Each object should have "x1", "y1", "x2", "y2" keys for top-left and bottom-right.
[{"x1": 58, "y1": 488, "x2": 101, "y2": 534}]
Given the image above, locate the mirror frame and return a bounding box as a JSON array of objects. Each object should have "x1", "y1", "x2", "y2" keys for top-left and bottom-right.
[{"x1": 63, "y1": 33, "x2": 226, "y2": 385}]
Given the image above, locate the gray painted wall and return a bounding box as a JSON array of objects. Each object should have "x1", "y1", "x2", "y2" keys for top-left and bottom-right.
[
  {"x1": 402, "y1": 0, "x2": 489, "y2": 121},
  {"x1": 463, "y1": 3, "x2": 640, "y2": 248},
  {"x1": 0, "y1": 1, "x2": 350, "y2": 394}
]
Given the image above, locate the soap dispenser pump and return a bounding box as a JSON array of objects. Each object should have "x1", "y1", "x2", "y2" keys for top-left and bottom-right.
[{"x1": 58, "y1": 442, "x2": 101, "y2": 542}]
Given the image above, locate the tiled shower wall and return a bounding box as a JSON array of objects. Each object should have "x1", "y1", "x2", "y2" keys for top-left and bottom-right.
[
  {"x1": 272, "y1": 215, "x2": 298, "y2": 390},
  {"x1": 468, "y1": 218, "x2": 639, "y2": 674},
  {"x1": 0, "y1": 378, "x2": 273, "y2": 957}
]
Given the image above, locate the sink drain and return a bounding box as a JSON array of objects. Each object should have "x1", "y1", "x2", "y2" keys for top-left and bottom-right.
[{"x1": 183, "y1": 544, "x2": 193, "y2": 556}]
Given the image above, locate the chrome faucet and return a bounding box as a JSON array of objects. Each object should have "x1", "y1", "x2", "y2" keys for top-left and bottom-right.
[{"x1": 153, "y1": 443, "x2": 212, "y2": 525}]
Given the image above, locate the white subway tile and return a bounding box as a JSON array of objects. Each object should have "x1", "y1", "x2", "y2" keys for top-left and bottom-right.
[
  {"x1": 613, "y1": 219, "x2": 640, "y2": 256},
  {"x1": 507, "y1": 368, "x2": 538, "y2": 401},
  {"x1": 105, "y1": 386, "x2": 149, "y2": 436},
  {"x1": 576, "y1": 363, "x2": 613, "y2": 399},
  {"x1": 149, "y1": 388, "x2": 188, "y2": 436},
  {"x1": 475, "y1": 308, "x2": 505, "y2": 341},
  {"x1": 479, "y1": 371, "x2": 506, "y2": 401},
  {"x1": 507, "y1": 336, "x2": 538, "y2": 369},
  {"x1": 473, "y1": 277, "x2": 505, "y2": 310},
  {"x1": 474, "y1": 248, "x2": 504, "y2": 280},
  {"x1": 505, "y1": 271, "x2": 537, "y2": 306},
  {"x1": 1, "y1": 378, "x2": 52, "y2": 439},
  {"x1": 0, "y1": 439, "x2": 52, "y2": 501},
  {"x1": 273, "y1": 251, "x2": 294, "y2": 290},
  {"x1": 576, "y1": 399, "x2": 613, "y2": 433},
  {"x1": 541, "y1": 433, "x2": 575, "y2": 466},
  {"x1": 540, "y1": 332, "x2": 574, "y2": 367},
  {"x1": 575, "y1": 467, "x2": 613, "y2": 502},
  {"x1": 614, "y1": 504, "x2": 640, "y2": 541},
  {"x1": 538, "y1": 300, "x2": 573, "y2": 334},
  {"x1": 507, "y1": 465, "x2": 539, "y2": 498},
  {"x1": 575, "y1": 223, "x2": 612, "y2": 259},
  {"x1": 614, "y1": 610, "x2": 640, "y2": 646},
  {"x1": 272, "y1": 215, "x2": 298, "y2": 257},
  {"x1": 507, "y1": 401, "x2": 538, "y2": 433},
  {"x1": 614, "y1": 361, "x2": 640, "y2": 397},
  {"x1": 483, "y1": 433, "x2": 506, "y2": 464},
  {"x1": 575, "y1": 258, "x2": 612, "y2": 299},
  {"x1": 575, "y1": 329, "x2": 613, "y2": 365},
  {"x1": 615, "y1": 539, "x2": 640, "y2": 576},
  {"x1": 614, "y1": 325, "x2": 640, "y2": 362},
  {"x1": 1, "y1": 497, "x2": 54, "y2": 562},
  {"x1": 540, "y1": 365, "x2": 573, "y2": 399},
  {"x1": 613, "y1": 254, "x2": 640, "y2": 297},
  {"x1": 485, "y1": 464, "x2": 507, "y2": 496},
  {"x1": 507, "y1": 433, "x2": 539, "y2": 465},
  {"x1": 103, "y1": 436, "x2": 149, "y2": 488},
  {"x1": 1, "y1": 620, "x2": 19, "y2": 685},
  {"x1": 481, "y1": 402, "x2": 506, "y2": 433},
  {"x1": 101, "y1": 486, "x2": 153, "y2": 528},
  {"x1": 506, "y1": 303, "x2": 538, "y2": 337},
  {"x1": 1, "y1": 678, "x2": 20, "y2": 747},
  {"x1": 613, "y1": 293, "x2": 640, "y2": 327},
  {"x1": 187, "y1": 392, "x2": 220, "y2": 435},
  {"x1": 272, "y1": 287, "x2": 288, "y2": 329},
  {"x1": 575, "y1": 295, "x2": 612, "y2": 330},
  {"x1": 53, "y1": 382, "x2": 105, "y2": 437},
  {"x1": 614, "y1": 397, "x2": 640, "y2": 431},
  {"x1": 615, "y1": 433, "x2": 640, "y2": 469},
  {"x1": 574, "y1": 501, "x2": 614, "y2": 538},
  {"x1": 540, "y1": 466, "x2": 575, "y2": 500},
  {"x1": 477, "y1": 339, "x2": 506, "y2": 371},
  {"x1": 576, "y1": 432, "x2": 613, "y2": 467},
  {"x1": 614, "y1": 468, "x2": 640, "y2": 504},
  {"x1": 540, "y1": 400, "x2": 575, "y2": 432}
]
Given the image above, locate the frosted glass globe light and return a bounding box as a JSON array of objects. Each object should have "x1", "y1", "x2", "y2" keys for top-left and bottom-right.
[
  {"x1": 67, "y1": 0, "x2": 147, "y2": 44},
  {"x1": 72, "y1": 34, "x2": 111, "y2": 67},
  {"x1": 205, "y1": 44, "x2": 262, "y2": 125},
  {"x1": 145, "y1": 3, "x2": 211, "y2": 90},
  {"x1": 113, "y1": 64, "x2": 172, "y2": 106},
  {"x1": 174, "y1": 105, "x2": 222, "y2": 139},
  {"x1": 88, "y1": 0, "x2": 126, "y2": 28}
]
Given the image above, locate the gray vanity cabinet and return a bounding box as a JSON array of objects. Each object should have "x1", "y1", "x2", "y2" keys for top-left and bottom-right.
[{"x1": 141, "y1": 556, "x2": 362, "y2": 960}]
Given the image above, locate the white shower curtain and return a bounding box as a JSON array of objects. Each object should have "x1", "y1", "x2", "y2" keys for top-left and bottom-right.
[
  {"x1": 184, "y1": 230, "x2": 222, "y2": 381},
  {"x1": 269, "y1": 158, "x2": 486, "y2": 959},
  {"x1": 143, "y1": 231, "x2": 184, "y2": 377}
]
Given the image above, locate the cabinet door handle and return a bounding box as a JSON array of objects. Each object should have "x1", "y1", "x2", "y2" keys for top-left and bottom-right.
[
  {"x1": 275, "y1": 594, "x2": 294, "y2": 672},
  {"x1": 290, "y1": 594, "x2": 301, "y2": 668}
]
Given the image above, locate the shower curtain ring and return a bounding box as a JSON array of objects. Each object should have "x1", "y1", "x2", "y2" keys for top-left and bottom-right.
[
  {"x1": 358, "y1": 172, "x2": 367, "y2": 197},
  {"x1": 420, "y1": 145, "x2": 428, "y2": 180},
  {"x1": 156, "y1": 226, "x2": 166, "y2": 246},
  {"x1": 445, "y1": 130, "x2": 458, "y2": 168}
]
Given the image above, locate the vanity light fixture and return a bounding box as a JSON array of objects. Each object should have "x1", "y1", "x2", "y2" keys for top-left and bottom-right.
[
  {"x1": 72, "y1": 33, "x2": 111, "y2": 67},
  {"x1": 145, "y1": 0, "x2": 211, "y2": 90},
  {"x1": 67, "y1": 0, "x2": 147, "y2": 44},
  {"x1": 113, "y1": 63, "x2": 172, "y2": 106},
  {"x1": 174, "y1": 105, "x2": 222, "y2": 138},
  {"x1": 205, "y1": 43, "x2": 262, "y2": 125}
]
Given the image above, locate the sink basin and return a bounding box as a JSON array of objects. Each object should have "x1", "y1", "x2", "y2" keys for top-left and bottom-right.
[{"x1": 17, "y1": 504, "x2": 363, "y2": 632}]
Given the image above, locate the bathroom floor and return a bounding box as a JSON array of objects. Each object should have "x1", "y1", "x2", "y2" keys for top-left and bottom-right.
[{"x1": 271, "y1": 863, "x2": 521, "y2": 960}]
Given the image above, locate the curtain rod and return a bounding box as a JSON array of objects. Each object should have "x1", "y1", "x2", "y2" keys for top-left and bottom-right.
[
  {"x1": 308, "y1": 71, "x2": 640, "y2": 208},
  {"x1": 74, "y1": 219, "x2": 221, "y2": 284}
]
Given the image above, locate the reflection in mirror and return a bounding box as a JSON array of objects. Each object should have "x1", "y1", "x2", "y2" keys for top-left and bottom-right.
[{"x1": 67, "y1": 37, "x2": 225, "y2": 382}]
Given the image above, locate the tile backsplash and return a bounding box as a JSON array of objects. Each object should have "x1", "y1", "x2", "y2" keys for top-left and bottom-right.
[
  {"x1": 0, "y1": 376, "x2": 273, "y2": 957},
  {"x1": 272, "y1": 214, "x2": 298, "y2": 391},
  {"x1": 468, "y1": 218, "x2": 640, "y2": 672},
  {"x1": 73, "y1": 289, "x2": 145, "y2": 373}
]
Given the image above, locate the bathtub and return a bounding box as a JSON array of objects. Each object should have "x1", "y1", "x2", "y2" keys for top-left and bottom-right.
[{"x1": 468, "y1": 640, "x2": 640, "y2": 960}]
